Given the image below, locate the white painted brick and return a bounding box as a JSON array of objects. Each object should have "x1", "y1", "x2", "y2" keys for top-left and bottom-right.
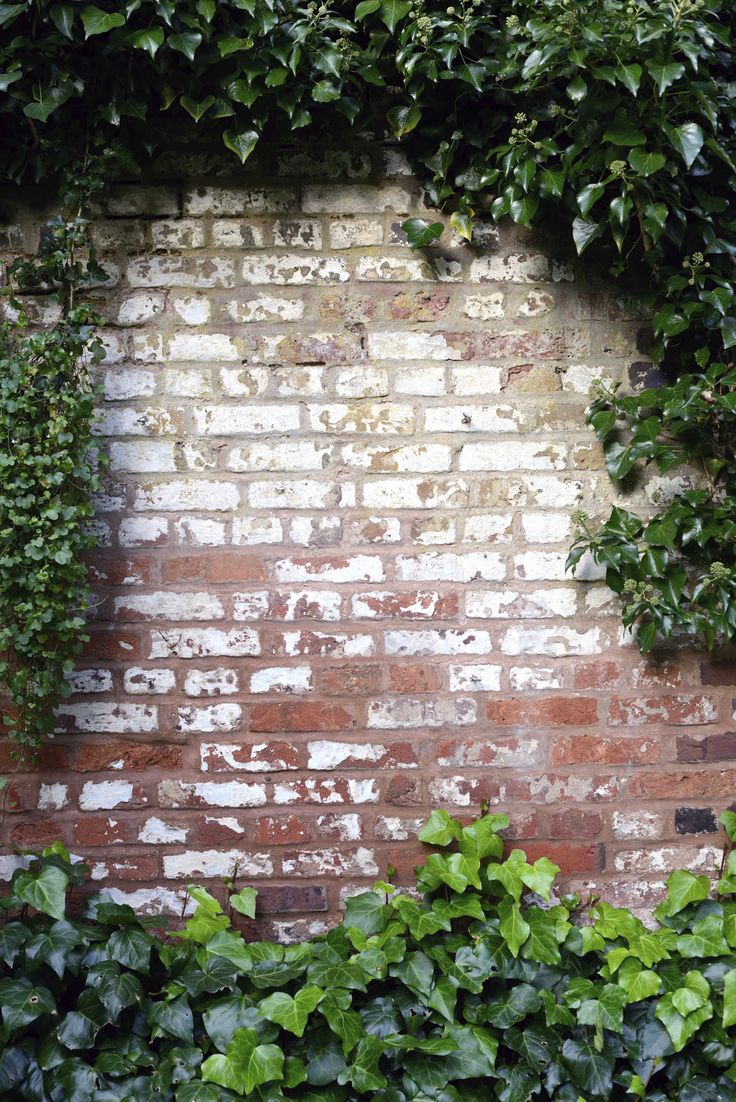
[
  {"x1": 385, "y1": 629, "x2": 491, "y2": 656},
  {"x1": 509, "y1": 666, "x2": 563, "y2": 690},
  {"x1": 80, "y1": 780, "x2": 136, "y2": 810},
  {"x1": 368, "y1": 332, "x2": 464, "y2": 361},
  {"x1": 242, "y1": 255, "x2": 349, "y2": 284},
  {"x1": 463, "y1": 514, "x2": 513, "y2": 543},
  {"x1": 117, "y1": 292, "x2": 166, "y2": 326},
  {"x1": 463, "y1": 294, "x2": 505, "y2": 319},
  {"x1": 248, "y1": 480, "x2": 355, "y2": 509},
  {"x1": 159, "y1": 779, "x2": 266, "y2": 807},
  {"x1": 151, "y1": 219, "x2": 206, "y2": 249},
  {"x1": 611, "y1": 810, "x2": 666, "y2": 840},
  {"x1": 119, "y1": 517, "x2": 168, "y2": 547},
  {"x1": 200, "y1": 744, "x2": 297, "y2": 773},
  {"x1": 123, "y1": 667, "x2": 177, "y2": 694},
  {"x1": 521, "y1": 512, "x2": 572, "y2": 542},
  {"x1": 219, "y1": 367, "x2": 270, "y2": 397},
  {"x1": 302, "y1": 185, "x2": 412, "y2": 213},
  {"x1": 114, "y1": 592, "x2": 224, "y2": 621},
  {"x1": 165, "y1": 368, "x2": 212, "y2": 397},
  {"x1": 250, "y1": 666, "x2": 313, "y2": 694},
  {"x1": 57, "y1": 703, "x2": 157, "y2": 733},
  {"x1": 212, "y1": 220, "x2": 264, "y2": 248},
  {"x1": 109, "y1": 442, "x2": 177, "y2": 473},
  {"x1": 362, "y1": 479, "x2": 467, "y2": 510},
  {"x1": 394, "y1": 366, "x2": 446, "y2": 396},
  {"x1": 38, "y1": 783, "x2": 70, "y2": 811},
  {"x1": 335, "y1": 366, "x2": 389, "y2": 398},
  {"x1": 163, "y1": 849, "x2": 273, "y2": 878},
  {"x1": 470, "y1": 254, "x2": 551, "y2": 282},
  {"x1": 330, "y1": 218, "x2": 384, "y2": 249},
  {"x1": 133, "y1": 481, "x2": 240, "y2": 511},
  {"x1": 233, "y1": 591, "x2": 342, "y2": 622},
  {"x1": 449, "y1": 665, "x2": 502, "y2": 692},
  {"x1": 184, "y1": 668, "x2": 239, "y2": 696},
  {"x1": 227, "y1": 294, "x2": 304, "y2": 322},
  {"x1": 273, "y1": 218, "x2": 322, "y2": 248},
  {"x1": 103, "y1": 369, "x2": 156, "y2": 401},
  {"x1": 279, "y1": 632, "x2": 374, "y2": 658},
  {"x1": 192, "y1": 405, "x2": 300, "y2": 435},
  {"x1": 67, "y1": 669, "x2": 113, "y2": 693},
  {"x1": 273, "y1": 555, "x2": 383, "y2": 584},
  {"x1": 177, "y1": 704, "x2": 242, "y2": 732},
  {"x1": 227, "y1": 441, "x2": 332, "y2": 472},
  {"x1": 175, "y1": 517, "x2": 227, "y2": 546},
  {"x1": 127, "y1": 255, "x2": 235, "y2": 288},
  {"x1": 397, "y1": 552, "x2": 505, "y2": 582},
  {"x1": 307, "y1": 403, "x2": 414, "y2": 434},
  {"x1": 500, "y1": 626, "x2": 604, "y2": 656},
  {"x1": 183, "y1": 186, "x2": 297, "y2": 215},
  {"x1": 169, "y1": 333, "x2": 239, "y2": 361},
  {"x1": 231, "y1": 517, "x2": 284, "y2": 545},
  {"x1": 282, "y1": 847, "x2": 378, "y2": 877},
  {"x1": 172, "y1": 295, "x2": 211, "y2": 325},
  {"x1": 425, "y1": 405, "x2": 522, "y2": 432},
  {"x1": 467, "y1": 588, "x2": 577, "y2": 618},
  {"x1": 138, "y1": 818, "x2": 188, "y2": 844},
  {"x1": 450, "y1": 365, "x2": 504, "y2": 395},
  {"x1": 367, "y1": 697, "x2": 476, "y2": 728},
  {"x1": 149, "y1": 629, "x2": 260, "y2": 659},
  {"x1": 460, "y1": 441, "x2": 567, "y2": 471}
]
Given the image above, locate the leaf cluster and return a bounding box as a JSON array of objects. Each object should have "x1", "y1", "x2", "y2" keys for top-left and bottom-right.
[{"x1": 4, "y1": 813, "x2": 736, "y2": 1101}]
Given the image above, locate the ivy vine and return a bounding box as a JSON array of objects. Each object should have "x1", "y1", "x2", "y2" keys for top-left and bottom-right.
[{"x1": 0, "y1": 0, "x2": 733, "y2": 754}]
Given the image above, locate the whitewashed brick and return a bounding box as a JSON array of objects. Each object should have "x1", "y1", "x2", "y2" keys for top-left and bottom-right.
[
  {"x1": 500, "y1": 626, "x2": 604, "y2": 656},
  {"x1": 103, "y1": 368, "x2": 156, "y2": 401},
  {"x1": 250, "y1": 666, "x2": 313, "y2": 694},
  {"x1": 119, "y1": 517, "x2": 168, "y2": 547},
  {"x1": 521, "y1": 512, "x2": 572, "y2": 542},
  {"x1": 273, "y1": 555, "x2": 383, "y2": 584},
  {"x1": 368, "y1": 332, "x2": 464, "y2": 361},
  {"x1": 397, "y1": 552, "x2": 505, "y2": 582},
  {"x1": 463, "y1": 294, "x2": 505, "y2": 319},
  {"x1": 449, "y1": 665, "x2": 502, "y2": 692},
  {"x1": 172, "y1": 295, "x2": 211, "y2": 325},
  {"x1": 109, "y1": 442, "x2": 177, "y2": 473},
  {"x1": 227, "y1": 441, "x2": 332, "y2": 472},
  {"x1": 149, "y1": 629, "x2": 260, "y2": 659},
  {"x1": 231, "y1": 517, "x2": 284, "y2": 545},
  {"x1": 133, "y1": 481, "x2": 239, "y2": 511},
  {"x1": 67, "y1": 669, "x2": 113, "y2": 693},
  {"x1": 127, "y1": 255, "x2": 235, "y2": 288},
  {"x1": 367, "y1": 698, "x2": 475, "y2": 728},
  {"x1": 467, "y1": 588, "x2": 577, "y2": 618},
  {"x1": 509, "y1": 666, "x2": 563, "y2": 690},
  {"x1": 227, "y1": 294, "x2": 304, "y2": 322},
  {"x1": 450, "y1": 365, "x2": 504, "y2": 395},
  {"x1": 80, "y1": 780, "x2": 136, "y2": 810},
  {"x1": 363, "y1": 479, "x2": 467, "y2": 510},
  {"x1": 184, "y1": 668, "x2": 239, "y2": 696},
  {"x1": 57, "y1": 703, "x2": 157, "y2": 733},
  {"x1": 302, "y1": 185, "x2": 412, "y2": 213},
  {"x1": 114, "y1": 592, "x2": 224, "y2": 621},
  {"x1": 460, "y1": 441, "x2": 567, "y2": 471},
  {"x1": 282, "y1": 847, "x2": 378, "y2": 877},
  {"x1": 38, "y1": 784, "x2": 69, "y2": 811},
  {"x1": 159, "y1": 779, "x2": 267, "y2": 807},
  {"x1": 169, "y1": 333, "x2": 239, "y2": 361},
  {"x1": 330, "y1": 218, "x2": 384, "y2": 249},
  {"x1": 425, "y1": 405, "x2": 522, "y2": 432},
  {"x1": 192, "y1": 405, "x2": 300, "y2": 435},
  {"x1": 117, "y1": 292, "x2": 166, "y2": 326},
  {"x1": 138, "y1": 818, "x2": 188, "y2": 844},
  {"x1": 163, "y1": 850, "x2": 273, "y2": 878},
  {"x1": 183, "y1": 186, "x2": 297, "y2": 215},
  {"x1": 242, "y1": 255, "x2": 349, "y2": 284},
  {"x1": 385, "y1": 629, "x2": 491, "y2": 656},
  {"x1": 177, "y1": 704, "x2": 242, "y2": 732},
  {"x1": 123, "y1": 668, "x2": 177, "y2": 694},
  {"x1": 470, "y1": 254, "x2": 551, "y2": 282},
  {"x1": 308, "y1": 403, "x2": 414, "y2": 435},
  {"x1": 175, "y1": 517, "x2": 227, "y2": 546}
]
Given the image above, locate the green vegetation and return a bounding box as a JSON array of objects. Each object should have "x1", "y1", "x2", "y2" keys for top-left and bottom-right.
[{"x1": 3, "y1": 810, "x2": 736, "y2": 1099}]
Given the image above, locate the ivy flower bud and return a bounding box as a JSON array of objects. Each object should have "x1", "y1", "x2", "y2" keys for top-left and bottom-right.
[{"x1": 610, "y1": 160, "x2": 627, "y2": 177}]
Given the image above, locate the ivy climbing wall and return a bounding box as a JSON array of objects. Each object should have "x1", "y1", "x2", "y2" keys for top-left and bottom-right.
[{"x1": 2, "y1": 145, "x2": 734, "y2": 939}]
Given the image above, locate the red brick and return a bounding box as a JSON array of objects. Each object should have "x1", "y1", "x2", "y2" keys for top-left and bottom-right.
[
  {"x1": 550, "y1": 735, "x2": 659, "y2": 766},
  {"x1": 250, "y1": 702, "x2": 356, "y2": 733},
  {"x1": 520, "y1": 841, "x2": 605, "y2": 874},
  {"x1": 676, "y1": 733, "x2": 736, "y2": 763},
  {"x1": 387, "y1": 291, "x2": 451, "y2": 321},
  {"x1": 630, "y1": 769, "x2": 736, "y2": 799},
  {"x1": 82, "y1": 630, "x2": 141, "y2": 660},
  {"x1": 486, "y1": 696, "x2": 597, "y2": 727},
  {"x1": 700, "y1": 661, "x2": 736, "y2": 685},
  {"x1": 201, "y1": 741, "x2": 300, "y2": 772},
  {"x1": 573, "y1": 662, "x2": 622, "y2": 690},
  {"x1": 389, "y1": 665, "x2": 442, "y2": 693},
  {"x1": 10, "y1": 818, "x2": 62, "y2": 847},
  {"x1": 76, "y1": 742, "x2": 182, "y2": 772},
  {"x1": 89, "y1": 557, "x2": 155, "y2": 586},
  {"x1": 0, "y1": 742, "x2": 68, "y2": 772},
  {"x1": 632, "y1": 660, "x2": 683, "y2": 688},
  {"x1": 161, "y1": 553, "x2": 265, "y2": 583},
  {"x1": 320, "y1": 665, "x2": 382, "y2": 694},
  {"x1": 74, "y1": 817, "x2": 128, "y2": 846},
  {"x1": 254, "y1": 816, "x2": 309, "y2": 845},
  {"x1": 254, "y1": 885, "x2": 328, "y2": 913},
  {"x1": 609, "y1": 695, "x2": 718, "y2": 726},
  {"x1": 548, "y1": 809, "x2": 604, "y2": 839},
  {"x1": 354, "y1": 591, "x2": 459, "y2": 619}
]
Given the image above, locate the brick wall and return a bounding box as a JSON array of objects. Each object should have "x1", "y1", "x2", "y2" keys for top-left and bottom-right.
[{"x1": 2, "y1": 144, "x2": 734, "y2": 938}]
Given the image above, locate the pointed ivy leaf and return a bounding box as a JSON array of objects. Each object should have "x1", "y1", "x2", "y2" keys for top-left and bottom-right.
[
  {"x1": 418, "y1": 809, "x2": 461, "y2": 846},
  {"x1": 56, "y1": 990, "x2": 108, "y2": 1049},
  {"x1": 229, "y1": 886, "x2": 257, "y2": 918},
  {"x1": 202, "y1": 1028, "x2": 284, "y2": 1095},
  {"x1": 386, "y1": 103, "x2": 421, "y2": 138},
  {"x1": 80, "y1": 5, "x2": 125, "y2": 37},
  {"x1": 342, "y1": 1035, "x2": 386, "y2": 1093},
  {"x1": 14, "y1": 865, "x2": 69, "y2": 921},
  {"x1": 390, "y1": 951, "x2": 434, "y2": 998},
  {"x1": 180, "y1": 95, "x2": 215, "y2": 122},
  {"x1": 167, "y1": 32, "x2": 202, "y2": 59},
  {"x1": 129, "y1": 27, "x2": 164, "y2": 56},
  {"x1": 50, "y1": 4, "x2": 76, "y2": 37},
  {"x1": 625, "y1": 969, "x2": 661, "y2": 1003},
  {"x1": 319, "y1": 994, "x2": 365, "y2": 1056},
  {"x1": 402, "y1": 217, "x2": 444, "y2": 248},
  {"x1": 498, "y1": 898, "x2": 530, "y2": 958},
  {"x1": 427, "y1": 975, "x2": 458, "y2": 1022},
  {"x1": 258, "y1": 986, "x2": 324, "y2": 1037},
  {"x1": 577, "y1": 183, "x2": 605, "y2": 217},
  {"x1": 615, "y1": 62, "x2": 642, "y2": 94},
  {"x1": 647, "y1": 59, "x2": 685, "y2": 94},
  {"x1": 572, "y1": 216, "x2": 602, "y2": 255},
  {"x1": 106, "y1": 928, "x2": 154, "y2": 974},
  {"x1": 344, "y1": 892, "x2": 387, "y2": 935},
  {"x1": 666, "y1": 122, "x2": 704, "y2": 168},
  {"x1": 355, "y1": 0, "x2": 380, "y2": 17},
  {"x1": 23, "y1": 85, "x2": 73, "y2": 122},
  {"x1": 723, "y1": 968, "x2": 736, "y2": 1029},
  {"x1": 149, "y1": 995, "x2": 194, "y2": 1043},
  {"x1": 379, "y1": 0, "x2": 411, "y2": 32},
  {"x1": 0, "y1": 4, "x2": 25, "y2": 29},
  {"x1": 654, "y1": 869, "x2": 710, "y2": 918},
  {"x1": 628, "y1": 149, "x2": 666, "y2": 177},
  {"x1": 0, "y1": 977, "x2": 56, "y2": 1031},
  {"x1": 561, "y1": 1039, "x2": 614, "y2": 1098},
  {"x1": 222, "y1": 129, "x2": 259, "y2": 163}
]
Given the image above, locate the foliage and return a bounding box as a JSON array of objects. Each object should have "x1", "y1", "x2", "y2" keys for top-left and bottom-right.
[
  {"x1": 0, "y1": 167, "x2": 106, "y2": 753},
  {"x1": 4, "y1": 813, "x2": 736, "y2": 1099},
  {"x1": 567, "y1": 361, "x2": 736, "y2": 651},
  {"x1": 0, "y1": 0, "x2": 734, "y2": 654}
]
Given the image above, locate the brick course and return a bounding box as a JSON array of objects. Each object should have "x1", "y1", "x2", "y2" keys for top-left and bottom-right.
[{"x1": 1, "y1": 144, "x2": 734, "y2": 935}]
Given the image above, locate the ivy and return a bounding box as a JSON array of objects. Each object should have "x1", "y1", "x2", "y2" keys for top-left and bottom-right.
[
  {"x1": 0, "y1": 167, "x2": 106, "y2": 753},
  {"x1": 3, "y1": 812, "x2": 736, "y2": 1098},
  {"x1": 0, "y1": 0, "x2": 733, "y2": 680}
]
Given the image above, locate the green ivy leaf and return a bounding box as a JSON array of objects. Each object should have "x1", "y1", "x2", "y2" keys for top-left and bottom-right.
[
  {"x1": 222, "y1": 129, "x2": 259, "y2": 162},
  {"x1": 229, "y1": 886, "x2": 257, "y2": 918},
  {"x1": 167, "y1": 32, "x2": 202, "y2": 59},
  {"x1": 572, "y1": 216, "x2": 602, "y2": 255},
  {"x1": 80, "y1": 5, "x2": 125, "y2": 37},
  {"x1": 401, "y1": 217, "x2": 444, "y2": 248},
  {"x1": 628, "y1": 149, "x2": 666, "y2": 177},
  {"x1": 129, "y1": 26, "x2": 164, "y2": 55},
  {"x1": 201, "y1": 1028, "x2": 284, "y2": 1095},
  {"x1": 418, "y1": 809, "x2": 462, "y2": 846},
  {"x1": 13, "y1": 865, "x2": 69, "y2": 921},
  {"x1": 647, "y1": 59, "x2": 685, "y2": 94},
  {"x1": 379, "y1": 0, "x2": 411, "y2": 32},
  {"x1": 0, "y1": 977, "x2": 56, "y2": 1031},
  {"x1": 498, "y1": 898, "x2": 530, "y2": 957},
  {"x1": 666, "y1": 121, "x2": 704, "y2": 168},
  {"x1": 259, "y1": 987, "x2": 324, "y2": 1037},
  {"x1": 654, "y1": 869, "x2": 710, "y2": 919}
]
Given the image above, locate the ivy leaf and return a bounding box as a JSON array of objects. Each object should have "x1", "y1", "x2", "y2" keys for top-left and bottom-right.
[
  {"x1": 23, "y1": 85, "x2": 73, "y2": 122},
  {"x1": 561, "y1": 1039, "x2": 614, "y2": 1098},
  {"x1": 167, "y1": 32, "x2": 202, "y2": 59},
  {"x1": 379, "y1": 0, "x2": 411, "y2": 32},
  {"x1": 342, "y1": 1035, "x2": 386, "y2": 1093},
  {"x1": 0, "y1": 4, "x2": 25, "y2": 28},
  {"x1": 723, "y1": 969, "x2": 736, "y2": 1029},
  {"x1": 201, "y1": 1028, "x2": 284, "y2": 1095},
  {"x1": 387, "y1": 103, "x2": 421, "y2": 138},
  {"x1": 647, "y1": 59, "x2": 685, "y2": 94},
  {"x1": 615, "y1": 62, "x2": 642, "y2": 94},
  {"x1": 80, "y1": 5, "x2": 125, "y2": 37},
  {"x1": 572, "y1": 216, "x2": 602, "y2": 255},
  {"x1": 344, "y1": 892, "x2": 387, "y2": 935},
  {"x1": 229, "y1": 886, "x2": 257, "y2": 918},
  {"x1": 259, "y1": 986, "x2": 324, "y2": 1037},
  {"x1": 319, "y1": 993, "x2": 365, "y2": 1056},
  {"x1": 0, "y1": 977, "x2": 56, "y2": 1031},
  {"x1": 603, "y1": 126, "x2": 646, "y2": 146},
  {"x1": 180, "y1": 95, "x2": 215, "y2": 122},
  {"x1": 356, "y1": 0, "x2": 380, "y2": 16},
  {"x1": 129, "y1": 26, "x2": 164, "y2": 56},
  {"x1": 50, "y1": 5, "x2": 75, "y2": 37},
  {"x1": 106, "y1": 928, "x2": 154, "y2": 974},
  {"x1": 222, "y1": 129, "x2": 259, "y2": 163},
  {"x1": 450, "y1": 210, "x2": 473, "y2": 241},
  {"x1": 401, "y1": 217, "x2": 444, "y2": 248},
  {"x1": 498, "y1": 898, "x2": 530, "y2": 958},
  {"x1": 56, "y1": 990, "x2": 108, "y2": 1049},
  {"x1": 13, "y1": 865, "x2": 69, "y2": 921},
  {"x1": 628, "y1": 149, "x2": 666, "y2": 177},
  {"x1": 654, "y1": 869, "x2": 710, "y2": 919},
  {"x1": 418, "y1": 809, "x2": 461, "y2": 846},
  {"x1": 666, "y1": 121, "x2": 704, "y2": 168}
]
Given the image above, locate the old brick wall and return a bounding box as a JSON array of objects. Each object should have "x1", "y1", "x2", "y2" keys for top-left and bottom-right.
[{"x1": 2, "y1": 144, "x2": 734, "y2": 937}]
